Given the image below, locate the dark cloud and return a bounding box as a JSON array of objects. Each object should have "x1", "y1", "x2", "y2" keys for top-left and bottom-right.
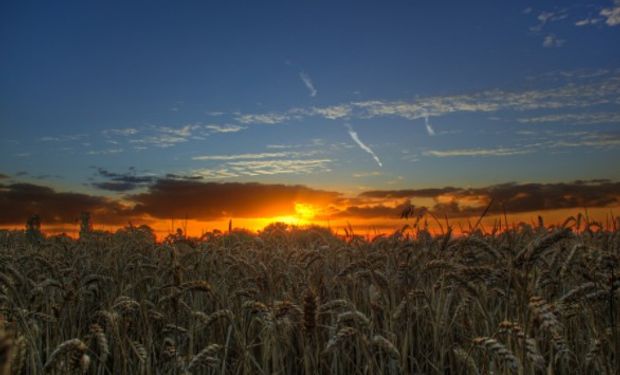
[
  {"x1": 92, "y1": 168, "x2": 206, "y2": 192},
  {"x1": 456, "y1": 181, "x2": 620, "y2": 215},
  {"x1": 354, "y1": 180, "x2": 620, "y2": 219},
  {"x1": 1, "y1": 179, "x2": 617, "y2": 227},
  {"x1": 164, "y1": 173, "x2": 204, "y2": 181},
  {"x1": 92, "y1": 182, "x2": 141, "y2": 192},
  {"x1": 327, "y1": 201, "x2": 412, "y2": 219},
  {"x1": 359, "y1": 187, "x2": 458, "y2": 198},
  {"x1": 0, "y1": 183, "x2": 130, "y2": 225},
  {"x1": 34, "y1": 174, "x2": 63, "y2": 180},
  {"x1": 129, "y1": 179, "x2": 341, "y2": 220},
  {"x1": 92, "y1": 168, "x2": 156, "y2": 191}
]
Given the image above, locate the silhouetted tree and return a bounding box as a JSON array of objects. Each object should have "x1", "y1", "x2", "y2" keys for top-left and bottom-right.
[
  {"x1": 79, "y1": 212, "x2": 92, "y2": 240},
  {"x1": 25, "y1": 214, "x2": 43, "y2": 243}
]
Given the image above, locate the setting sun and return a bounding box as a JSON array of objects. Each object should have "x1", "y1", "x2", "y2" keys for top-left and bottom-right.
[{"x1": 294, "y1": 202, "x2": 317, "y2": 220}]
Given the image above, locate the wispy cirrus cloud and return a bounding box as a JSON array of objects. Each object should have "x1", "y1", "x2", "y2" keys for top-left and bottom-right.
[
  {"x1": 192, "y1": 152, "x2": 290, "y2": 161},
  {"x1": 518, "y1": 112, "x2": 620, "y2": 125},
  {"x1": 547, "y1": 132, "x2": 620, "y2": 149},
  {"x1": 345, "y1": 124, "x2": 383, "y2": 167},
  {"x1": 205, "y1": 124, "x2": 246, "y2": 133},
  {"x1": 191, "y1": 158, "x2": 332, "y2": 178},
  {"x1": 299, "y1": 71, "x2": 317, "y2": 97},
  {"x1": 232, "y1": 72, "x2": 620, "y2": 126},
  {"x1": 227, "y1": 159, "x2": 331, "y2": 175},
  {"x1": 99, "y1": 123, "x2": 247, "y2": 151},
  {"x1": 39, "y1": 134, "x2": 87, "y2": 142},
  {"x1": 102, "y1": 128, "x2": 139, "y2": 137},
  {"x1": 424, "y1": 147, "x2": 531, "y2": 158},
  {"x1": 87, "y1": 148, "x2": 124, "y2": 155},
  {"x1": 235, "y1": 113, "x2": 291, "y2": 124},
  {"x1": 302, "y1": 105, "x2": 352, "y2": 119},
  {"x1": 127, "y1": 124, "x2": 204, "y2": 148},
  {"x1": 424, "y1": 114, "x2": 436, "y2": 136},
  {"x1": 424, "y1": 131, "x2": 620, "y2": 158}
]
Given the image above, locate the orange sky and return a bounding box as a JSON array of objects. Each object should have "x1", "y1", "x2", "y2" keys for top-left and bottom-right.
[{"x1": 3, "y1": 206, "x2": 616, "y2": 240}]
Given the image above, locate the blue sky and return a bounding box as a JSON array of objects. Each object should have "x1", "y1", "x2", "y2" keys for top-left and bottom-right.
[{"x1": 1, "y1": 0, "x2": 619, "y2": 198}]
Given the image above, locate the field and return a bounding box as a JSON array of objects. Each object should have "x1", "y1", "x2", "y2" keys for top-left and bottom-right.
[{"x1": 0, "y1": 220, "x2": 618, "y2": 375}]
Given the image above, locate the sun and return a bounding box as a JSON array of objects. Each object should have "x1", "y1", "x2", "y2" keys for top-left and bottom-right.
[{"x1": 294, "y1": 203, "x2": 317, "y2": 221}]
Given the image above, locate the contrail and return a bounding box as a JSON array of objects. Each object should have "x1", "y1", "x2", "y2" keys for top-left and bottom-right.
[
  {"x1": 299, "y1": 71, "x2": 317, "y2": 97},
  {"x1": 345, "y1": 124, "x2": 383, "y2": 167},
  {"x1": 424, "y1": 114, "x2": 435, "y2": 136}
]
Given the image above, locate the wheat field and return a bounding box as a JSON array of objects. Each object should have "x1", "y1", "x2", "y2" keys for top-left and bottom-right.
[{"x1": 0, "y1": 220, "x2": 618, "y2": 374}]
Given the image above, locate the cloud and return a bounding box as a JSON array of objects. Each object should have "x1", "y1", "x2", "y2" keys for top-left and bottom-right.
[
  {"x1": 225, "y1": 72, "x2": 620, "y2": 127},
  {"x1": 129, "y1": 180, "x2": 340, "y2": 220},
  {"x1": 349, "y1": 180, "x2": 620, "y2": 219},
  {"x1": 546, "y1": 132, "x2": 620, "y2": 149},
  {"x1": 102, "y1": 128, "x2": 139, "y2": 137},
  {"x1": 87, "y1": 148, "x2": 123, "y2": 155},
  {"x1": 542, "y1": 34, "x2": 565, "y2": 48},
  {"x1": 2, "y1": 179, "x2": 618, "y2": 226},
  {"x1": 0, "y1": 179, "x2": 342, "y2": 225},
  {"x1": 306, "y1": 105, "x2": 352, "y2": 119},
  {"x1": 0, "y1": 182, "x2": 129, "y2": 225},
  {"x1": 38, "y1": 134, "x2": 87, "y2": 142},
  {"x1": 329, "y1": 201, "x2": 412, "y2": 219},
  {"x1": 424, "y1": 114, "x2": 435, "y2": 136},
  {"x1": 225, "y1": 159, "x2": 332, "y2": 176},
  {"x1": 192, "y1": 152, "x2": 290, "y2": 161},
  {"x1": 438, "y1": 180, "x2": 620, "y2": 217},
  {"x1": 360, "y1": 187, "x2": 458, "y2": 199},
  {"x1": 424, "y1": 147, "x2": 531, "y2": 158},
  {"x1": 348, "y1": 74, "x2": 620, "y2": 119},
  {"x1": 235, "y1": 113, "x2": 291, "y2": 124},
  {"x1": 188, "y1": 157, "x2": 331, "y2": 179},
  {"x1": 352, "y1": 171, "x2": 382, "y2": 178},
  {"x1": 92, "y1": 182, "x2": 141, "y2": 192},
  {"x1": 517, "y1": 112, "x2": 620, "y2": 124},
  {"x1": 299, "y1": 71, "x2": 318, "y2": 97},
  {"x1": 96, "y1": 124, "x2": 207, "y2": 149},
  {"x1": 92, "y1": 168, "x2": 156, "y2": 191},
  {"x1": 530, "y1": 10, "x2": 568, "y2": 32},
  {"x1": 575, "y1": 18, "x2": 602, "y2": 26},
  {"x1": 345, "y1": 124, "x2": 383, "y2": 167},
  {"x1": 205, "y1": 124, "x2": 246, "y2": 133},
  {"x1": 529, "y1": 3, "x2": 617, "y2": 29},
  {"x1": 129, "y1": 126, "x2": 199, "y2": 147},
  {"x1": 601, "y1": 1, "x2": 620, "y2": 26},
  {"x1": 421, "y1": 131, "x2": 620, "y2": 158}
]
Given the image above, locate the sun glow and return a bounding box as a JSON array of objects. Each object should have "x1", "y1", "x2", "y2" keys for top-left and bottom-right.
[{"x1": 294, "y1": 202, "x2": 317, "y2": 220}]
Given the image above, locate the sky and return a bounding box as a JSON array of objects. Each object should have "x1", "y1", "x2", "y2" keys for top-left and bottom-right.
[{"x1": 1, "y1": 1, "x2": 620, "y2": 235}]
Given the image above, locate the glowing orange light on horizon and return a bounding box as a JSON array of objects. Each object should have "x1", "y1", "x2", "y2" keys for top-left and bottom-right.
[
  {"x1": 294, "y1": 202, "x2": 317, "y2": 220},
  {"x1": 0, "y1": 206, "x2": 617, "y2": 240}
]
